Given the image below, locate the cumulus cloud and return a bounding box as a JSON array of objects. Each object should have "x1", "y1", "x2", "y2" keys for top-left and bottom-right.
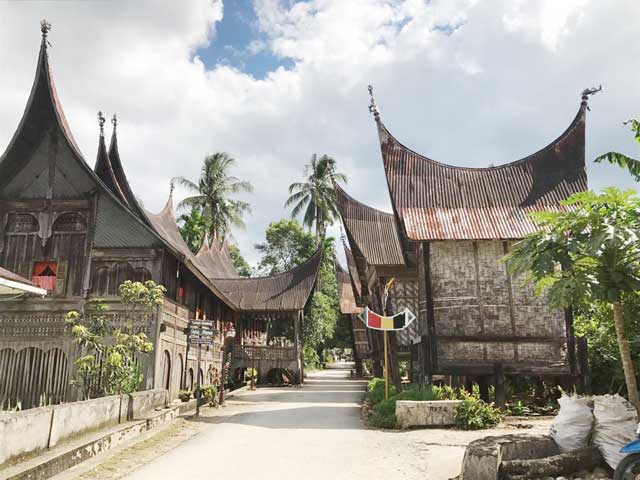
[{"x1": 0, "y1": 0, "x2": 638, "y2": 264}]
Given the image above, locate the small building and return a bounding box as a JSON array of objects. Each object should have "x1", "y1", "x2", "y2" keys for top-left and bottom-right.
[{"x1": 336, "y1": 88, "x2": 592, "y2": 397}]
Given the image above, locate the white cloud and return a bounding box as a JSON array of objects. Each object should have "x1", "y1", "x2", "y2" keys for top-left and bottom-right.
[{"x1": 0, "y1": 0, "x2": 639, "y2": 265}]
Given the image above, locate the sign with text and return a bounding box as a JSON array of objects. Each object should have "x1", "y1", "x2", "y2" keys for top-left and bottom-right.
[
  {"x1": 190, "y1": 320, "x2": 214, "y2": 328},
  {"x1": 189, "y1": 337, "x2": 214, "y2": 346}
]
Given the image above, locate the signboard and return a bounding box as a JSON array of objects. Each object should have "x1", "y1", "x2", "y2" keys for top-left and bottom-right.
[
  {"x1": 190, "y1": 320, "x2": 214, "y2": 328},
  {"x1": 189, "y1": 337, "x2": 214, "y2": 346},
  {"x1": 189, "y1": 328, "x2": 217, "y2": 337}
]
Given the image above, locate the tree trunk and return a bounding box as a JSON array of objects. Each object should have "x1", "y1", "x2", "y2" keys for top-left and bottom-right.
[{"x1": 612, "y1": 301, "x2": 640, "y2": 415}]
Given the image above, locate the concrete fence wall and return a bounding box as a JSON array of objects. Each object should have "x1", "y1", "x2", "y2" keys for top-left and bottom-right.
[{"x1": 0, "y1": 389, "x2": 168, "y2": 466}]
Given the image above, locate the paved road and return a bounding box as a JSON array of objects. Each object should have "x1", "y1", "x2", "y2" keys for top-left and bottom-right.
[{"x1": 60, "y1": 367, "x2": 552, "y2": 480}]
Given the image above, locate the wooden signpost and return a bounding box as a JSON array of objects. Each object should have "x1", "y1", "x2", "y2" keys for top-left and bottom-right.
[
  {"x1": 357, "y1": 278, "x2": 416, "y2": 400},
  {"x1": 188, "y1": 319, "x2": 218, "y2": 416}
]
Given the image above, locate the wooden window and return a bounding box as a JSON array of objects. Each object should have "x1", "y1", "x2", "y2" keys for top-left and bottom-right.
[{"x1": 32, "y1": 262, "x2": 57, "y2": 291}]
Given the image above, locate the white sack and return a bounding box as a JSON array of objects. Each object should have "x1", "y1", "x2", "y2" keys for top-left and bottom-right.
[
  {"x1": 550, "y1": 394, "x2": 594, "y2": 452},
  {"x1": 593, "y1": 394, "x2": 638, "y2": 469}
]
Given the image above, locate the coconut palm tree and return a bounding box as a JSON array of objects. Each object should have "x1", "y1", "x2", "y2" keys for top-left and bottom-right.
[
  {"x1": 285, "y1": 154, "x2": 347, "y2": 240},
  {"x1": 174, "y1": 153, "x2": 253, "y2": 242}
]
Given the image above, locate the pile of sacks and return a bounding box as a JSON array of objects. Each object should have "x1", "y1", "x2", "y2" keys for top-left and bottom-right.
[{"x1": 550, "y1": 394, "x2": 638, "y2": 470}]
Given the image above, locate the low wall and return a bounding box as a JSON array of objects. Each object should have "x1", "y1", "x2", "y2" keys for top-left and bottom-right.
[
  {"x1": 396, "y1": 400, "x2": 462, "y2": 429},
  {"x1": 460, "y1": 434, "x2": 560, "y2": 480},
  {"x1": 49, "y1": 395, "x2": 124, "y2": 448},
  {"x1": 0, "y1": 389, "x2": 168, "y2": 466},
  {"x1": 127, "y1": 389, "x2": 167, "y2": 420},
  {"x1": 0, "y1": 407, "x2": 53, "y2": 466}
]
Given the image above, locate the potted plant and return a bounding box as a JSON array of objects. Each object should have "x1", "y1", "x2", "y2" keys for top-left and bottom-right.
[
  {"x1": 245, "y1": 368, "x2": 258, "y2": 390},
  {"x1": 178, "y1": 390, "x2": 192, "y2": 402}
]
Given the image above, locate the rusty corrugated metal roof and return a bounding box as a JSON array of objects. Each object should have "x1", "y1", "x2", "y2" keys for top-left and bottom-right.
[
  {"x1": 211, "y1": 248, "x2": 322, "y2": 312},
  {"x1": 335, "y1": 184, "x2": 405, "y2": 266},
  {"x1": 377, "y1": 100, "x2": 588, "y2": 240},
  {"x1": 342, "y1": 241, "x2": 362, "y2": 301},
  {"x1": 335, "y1": 262, "x2": 361, "y2": 315}
]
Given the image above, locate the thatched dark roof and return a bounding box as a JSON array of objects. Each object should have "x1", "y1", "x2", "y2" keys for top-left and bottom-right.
[
  {"x1": 196, "y1": 237, "x2": 238, "y2": 279},
  {"x1": 376, "y1": 99, "x2": 588, "y2": 240},
  {"x1": 211, "y1": 249, "x2": 322, "y2": 312}
]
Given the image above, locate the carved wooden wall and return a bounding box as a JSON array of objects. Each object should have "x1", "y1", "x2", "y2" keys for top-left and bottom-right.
[{"x1": 0, "y1": 347, "x2": 68, "y2": 409}]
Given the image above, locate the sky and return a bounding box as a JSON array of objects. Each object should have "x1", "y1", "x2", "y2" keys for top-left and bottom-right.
[{"x1": 0, "y1": 0, "x2": 639, "y2": 265}]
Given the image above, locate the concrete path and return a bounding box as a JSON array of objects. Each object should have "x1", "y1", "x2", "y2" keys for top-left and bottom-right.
[{"x1": 57, "y1": 367, "x2": 552, "y2": 480}]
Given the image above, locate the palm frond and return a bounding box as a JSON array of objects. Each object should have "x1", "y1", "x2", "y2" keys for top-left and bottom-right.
[
  {"x1": 595, "y1": 152, "x2": 640, "y2": 182},
  {"x1": 173, "y1": 177, "x2": 200, "y2": 192}
]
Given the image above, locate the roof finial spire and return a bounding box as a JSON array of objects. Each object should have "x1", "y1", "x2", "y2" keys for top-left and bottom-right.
[
  {"x1": 40, "y1": 19, "x2": 51, "y2": 39},
  {"x1": 97, "y1": 111, "x2": 105, "y2": 136},
  {"x1": 581, "y1": 85, "x2": 602, "y2": 111},
  {"x1": 111, "y1": 113, "x2": 117, "y2": 133},
  {"x1": 368, "y1": 84, "x2": 380, "y2": 122},
  {"x1": 169, "y1": 179, "x2": 175, "y2": 197},
  {"x1": 40, "y1": 19, "x2": 52, "y2": 48}
]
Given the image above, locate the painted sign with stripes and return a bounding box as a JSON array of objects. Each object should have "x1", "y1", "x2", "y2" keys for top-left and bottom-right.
[{"x1": 357, "y1": 306, "x2": 416, "y2": 331}]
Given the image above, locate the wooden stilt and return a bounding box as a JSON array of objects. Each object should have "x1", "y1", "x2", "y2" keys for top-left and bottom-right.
[{"x1": 494, "y1": 363, "x2": 506, "y2": 409}]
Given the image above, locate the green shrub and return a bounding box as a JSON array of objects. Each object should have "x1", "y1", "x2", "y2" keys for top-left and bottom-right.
[
  {"x1": 368, "y1": 411, "x2": 397, "y2": 429},
  {"x1": 506, "y1": 400, "x2": 531, "y2": 416},
  {"x1": 367, "y1": 378, "x2": 397, "y2": 405},
  {"x1": 178, "y1": 390, "x2": 192, "y2": 402},
  {"x1": 396, "y1": 385, "x2": 440, "y2": 402},
  {"x1": 303, "y1": 346, "x2": 320, "y2": 369},
  {"x1": 455, "y1": 394, "x2": 503, "y2": 430},
  {"x1": 201, "y1": 385, "x2": 218, "y2": 407}
]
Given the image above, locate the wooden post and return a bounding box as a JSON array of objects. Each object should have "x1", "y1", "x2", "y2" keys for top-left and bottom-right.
[
  {"x1": 195, "y1": 345, "x2": 202, "y2": 417},
  {"x1": 494, "y1": 363, "x2": 505, "y2": 409},
  {"x1": 383, "y1": 330, "x2": 389, "y2": 400}
]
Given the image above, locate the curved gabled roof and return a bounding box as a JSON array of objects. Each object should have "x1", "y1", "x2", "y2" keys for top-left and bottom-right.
[
  {"x1": 335, "y1": 183, "x2": 405, "y2": 266},
  {"x1": 95, "y1": 132, "x2": 127, "y2": 204},
  {"x1": 0, "y1": 31, "x2": 93, "y2": 190},
  {"x1": 342, "y1": 239, "x2": 362, "y2": 301},
  {"x1": 335, "y1": 262, "x2": 361, "y2": 315},
  {"x1": 375, "y1": 98, "x2": 588, "y2": 240},
  {"x1": 143, "y1": 193, "x2": 238, "y2": 309},
  {"x1": 108, "y1": 125, "x2": 150, "y2": 222},
  {"x1": 211, "y1": 248, "x2": 322, "y2": 312},
  {"x1": 196, "y1": 236, "x2": 238, "y2": 279}
]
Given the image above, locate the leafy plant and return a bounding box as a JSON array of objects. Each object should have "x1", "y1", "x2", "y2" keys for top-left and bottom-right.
[
  {"x1": 595, "y1": 119, "x2": 640, "y2": 180},
  {"x1": 367, "y1": 410, "x2": 398, "y2": 429},
  {"x1": 255, "y1": 219, "x2": 316, "y2": 275},
  {"x1": 177, "y1": 207, "x2": 209, "y2": 254},
  {"x1": 303, "y1": 345, "x2": 320, "y2": 369},
  {"x1": 455, "y1": 393, "x2": 503, "y2": 430},
  {"x1": 506, "y1": 188, "x2": 640, "y2": 414},
  {"x1": 178, "y1": 390, "x2": 192, "y2": 402},
  {"x1": 506, "y1": 400, "x2": 531, "y2": 416},
  {"x1": 367, "y1": 378, "x2": 398, "y2": 405},
  {"x1": 66, "y1": 281, "x2": 164, "y2": 399},
  {"x1": 201, "y1": 385, "x2": 218, "y2": 407}
]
